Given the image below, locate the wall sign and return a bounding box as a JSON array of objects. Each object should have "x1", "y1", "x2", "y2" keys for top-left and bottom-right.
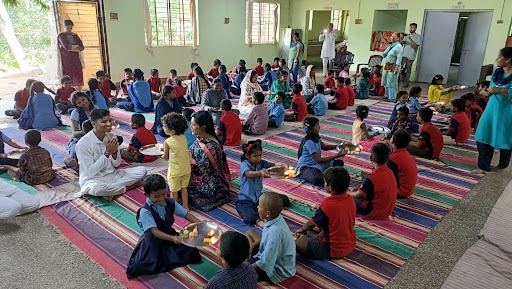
[{"x1": 387, "y1": 3, "x2": 399, "y2": 9}]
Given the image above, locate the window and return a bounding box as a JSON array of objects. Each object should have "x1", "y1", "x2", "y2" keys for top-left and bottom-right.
[
  {"x1": 148, "y1": 0, "x2": 194, "y2": 46},
  {"x1": 331, "y1": 10, "x2": 342, "y2": 30},
  {"x1": 246, "y1": 1, "x2": 279, "y2": 44}
]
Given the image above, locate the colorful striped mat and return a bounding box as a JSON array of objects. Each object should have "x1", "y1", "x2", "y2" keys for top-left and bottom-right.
[{"x1": 5, "y1": 99, "x2": 482, "y2": 289}]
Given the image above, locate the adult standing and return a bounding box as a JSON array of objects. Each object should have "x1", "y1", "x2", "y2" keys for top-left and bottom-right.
[
  {"x1": 188, "y1": 111, "x2": 231, "y2": 211},
  {"x1": 474, "y1": 47, "x2": 512, "y2": 173},
  {"x1": 381, "y1": 33, "x2": 403, "y2": 100},
  {"x1": 400, "y1": 23, "x2": 422, "y2": 89},
  {"x1": 57, "y1": 19, "x2": 85, "y2": 87},
  {"x1": 288, "y1": 33, "x2": 304, "y2": 83},
  {"x1": 0, "y1": 179, "x2": 39, "y2": 219},
  {"x1": 319, "y1": 23, "x2": 338, "y2": 77}
]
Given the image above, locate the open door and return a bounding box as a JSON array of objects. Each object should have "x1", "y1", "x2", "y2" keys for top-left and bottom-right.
[
  {"x1": 457, "y1": 11, "x2": 493, "y2": 86},
  {"x1": 416, "y1": 11, "x2": 459, "y2": 84},
  {"x1": 53, "y1": 1, "x2": 108, "y2": 81}
]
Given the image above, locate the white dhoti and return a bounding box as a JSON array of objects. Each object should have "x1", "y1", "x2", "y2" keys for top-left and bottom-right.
[
  {"x1": 79, "y1": 166, "x2": 147, "y2": 197},
  {"x1": 0, "y1": 180, "x2": 40, "y2": 219}
]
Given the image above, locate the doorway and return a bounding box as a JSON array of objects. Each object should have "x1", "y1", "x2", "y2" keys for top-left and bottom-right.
[
  {"x1": 52, "y1": 0, "x2": 109, "y2": 81},
  {"x1": 416, "y1": 10, "x2": 493, "y2": 86}
]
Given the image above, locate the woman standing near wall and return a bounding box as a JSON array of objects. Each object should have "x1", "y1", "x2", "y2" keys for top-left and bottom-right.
[
  {"x1": 474, "y1": 47, "x2": 512, "y2": 173},
  {"x1": 57, "y1": 19, "x2": 85, "y2": 87},
  {"x1": 381, "y1": 33, "x2": 403, "y2": 100},
  {"x1": 288, "y1": 33, "x2": 304, "y2": 83}
]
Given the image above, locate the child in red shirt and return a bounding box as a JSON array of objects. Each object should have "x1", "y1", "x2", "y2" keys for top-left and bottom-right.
[
  {"x1": 96, "y1": 70, "x2": 118, "y2": 101},
  {"x1": 216, "y1": 99, "x2": 242, "y2": 146},
  {"x1": 119, "y1": 68, "x2": 134, "y2": 96},
  {"x1": 370, "y1": 66, "x2": 385, "y2": 96},
  {"x1": 147, "y1": 68, "x2": 162, "y2": 100},
  {"x1": 253, "y1": 58, "x2": 264, "y2": 76},
  {"x1": 407, "y1": 108, "x2": 444, "y2": 160},
  {"x1": 187, "y1": 62, "x2": 198, "y2": 80},
  {"x1": 387, "y1": 129, "x2": 417, "y2": 198},
  {"x1": 207, "y1": 59, "x2": 221, "y2": 81},
  {"x1": 55, "y1": 75, "x2": 76, "y2": 114},
  {"x1": 344, "y1": 78, "x2": 355, "y2": 106},
  {"x1": 291, "y1": 83, "x2": 307, "y2": 121},
  {"x1": 166, "y1": 69, "x2": 177, "y2": 86},
  {"x1": 349, "y1": 143, "x2": 397, "y2": 219},
  {"x1": 173, "y1": 78, "x2": 187, "y2": 106},
  {"x1": 443, "y1": 99, "x2": 471, "y2": 145},
  {"x1": 5, "y1": 78, "x2": 36, "y2": 119},
  {"x1": 328, "y1": 77, "x2": 348, "y2": 109},
  {"x1": 120, "y1": 114, "x2": 158, "y2": 163},
  {"x1": 296, "y1": 167, "x2": 356, "y2": 259},
  {"x1": 323, "y1": 70, "x2": 335, "y2": 90},
  {"x1": 271, "y1": 57, "x2": 280, "y2": 70},
  {"x1": 461, "y1": 93, "x2": 483, "y2": 131}
]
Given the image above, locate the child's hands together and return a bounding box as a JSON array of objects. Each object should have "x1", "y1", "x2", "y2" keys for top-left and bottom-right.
[
  {"x1": 259, "y1": 169, "x2": 270, "y2": 178},
  {"x1": 295, "y1": 228, "x2": 307, "y2": 237},
  {"x1": 169, "y1": 235, "x2": 183, "y2": 245}
]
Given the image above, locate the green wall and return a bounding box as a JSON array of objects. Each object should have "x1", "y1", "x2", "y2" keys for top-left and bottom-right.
[
  {"x1": 372, "y1": 10, "x2": 408, "y2": 32},
  {"x1": 291, "y1": 0, "x2": 512, "y2": 80},
  {"x1": 309, "y1": 11, "x2": 332, "y2": 41},
  {"x1": 104, "y1": 0, "x2": 290, "y2": 80}
]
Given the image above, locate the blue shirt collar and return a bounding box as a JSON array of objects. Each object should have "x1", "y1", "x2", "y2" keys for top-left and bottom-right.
[
  {"x1": 146, "y1": 198, "x2": 166, "y2": 208},
  {"x1": 263, "y1": 215, "x2": 283, "y2": 228}
]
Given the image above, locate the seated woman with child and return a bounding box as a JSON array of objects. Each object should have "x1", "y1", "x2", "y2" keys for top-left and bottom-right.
[{"x1": 238, "y1": 70, "x2": 265, "y2": 115}]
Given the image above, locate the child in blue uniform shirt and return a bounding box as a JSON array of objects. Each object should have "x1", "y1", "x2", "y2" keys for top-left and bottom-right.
[
  {"x1": 308, "y1": 84, "x2": 328, "y2": 116},
  {"x1": 182, "y1": 108, "x2": 196, "y2": 147},
  {"x1": 246, "y1": 192, "x2": 296, "y2": 284},
  {"x1": 126, "y1": 174, "x2": 202, "y2": 278},
  {"x1": 406, "y1": 86, "x2": 423, "y2": 133},
  {"x1": 268, "y1": 92, "x2": 285, "y2": 128},
  {"x1": 236, "y1": 140, "x2": 290, "y2": 225}
]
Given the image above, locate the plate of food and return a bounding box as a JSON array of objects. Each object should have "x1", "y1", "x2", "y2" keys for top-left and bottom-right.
[
  {"x1": 369, "y1": 125, "x2": 391, "y2": 134},
  {"x1": 336, "y1": 142, "x2": 362, "y2": 155},
  {"x1": 111, "y1": 123, "x2": 120, "y2": 130},
  {"x1": 7, "y1": 150, "x2": 26, "y2": 160},
  {"x1": 266, "y1": 165, "x2": 297, "y2": 179},
  {"x1": 180, "y1": 222, "x2": 222, "y2": 247},
  {"x1": 437, "y1": 117, "x2": 450, "y2": 124},
  {"x1": 432, "y1": 102, "x2": 445, "y2": 106},
  {"x1": 139, "y1": 144, "x2": 164, "y2": 156}
]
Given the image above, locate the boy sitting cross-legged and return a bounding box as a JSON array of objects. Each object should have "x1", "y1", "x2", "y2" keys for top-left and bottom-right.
[
  {"x1": 387, "y1": 129, "x2": 417, "y2": 198},
  {"x1": 120, "y1": 114, "x2": 158, "y2": 163},
  {"x1": 295, "y1": 166, "x2": 356, "y2": 259}
]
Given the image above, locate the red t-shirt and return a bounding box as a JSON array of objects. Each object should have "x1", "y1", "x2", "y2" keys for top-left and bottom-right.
[
  {"x1": 292, "y1": 94, "x2": 308, "y2": 121},
  {"x1": 166, "y1": 76, "x2": 174, "y2": 86},
  {"x1": 335, "y1": 86, "x2": 349, "y2": 109},
  {"x1": 323, "y1": 78, "x2": 335, "y2": 89},
  {"x1": 358, "y1": 165, "x2": 397, "y2": 219},
  {"x1": 418, "y1": 122, "x2": 444, "y2": 160},
  {"x1": 14, "y1": 88, "x2": 30, "y2": 109},
  {"x1": 253, "y1": 65, "x2": 264, "y2": 76},
  {"x1": 311, "y1": 194, "x2": 356, "y2": 258},
  {"x1": 207, "y1": 67, "x2": 220, "y2": 79},
  {"x1": 120, "y1": 78, "x2": 131, "y2": 94},
  {"x1": 98, "y1": 79, "x2": 115, "y2": 98},
  {"x1": 187, "y1": 71, "x2": 195, "y2": 80},
  {"x1": 129, "y1": 127, "x2": 158, "y2": 163},
  {"x1": 218, "y1": 110, "x2": 242, "y2": 146},
  {"x1": 147, "y1": 77, "x2": 161, "y2": 93},
  {"x1": 346, "y1": 85, "x2": 355, "y2": 106},
  {"x1": 271, "y1": 63, "x2": 280, "y2": 69},
  {"x1": 173, "y1": 85, "x2": 186, "y2": 98},
  {"x1": 469, "y1": 101, "x2": 483, "y2": 130},
  {"x1": 387, "y1": 148, "x2": 418, "y2": 198},
  {"x1": 56, "y1": 87, "x2": 76, "y2": 103},
  {"x1": 449, "y1": 111, "x2": 471, "y2": 144}
]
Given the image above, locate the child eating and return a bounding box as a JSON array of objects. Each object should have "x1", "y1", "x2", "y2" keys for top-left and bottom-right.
[
  {"x1": 236, "y1": 140, "x2": 290, "y2": 225},
  {"x1": 291, "y1": 83, "x2": 307, "y2": 121},
  {"x1": 443, "y1": 98, "x2": 471, "y2": 146},
  {"x1": 387, "y1": 129, "x2": 417, "y2": 198},
  {"x1": 295, "y1": 166, "x2": 356, "y2": 259},
  {"x1": 348, "y1": 143, "x2": 397, "y2": 219},
  {"x1": 217, "y1": 99, "x2": 242, "y2": 146},
  {"x1": 162, "y1": 113, "x2": 192, "y2": 211},
  {"x1": 245, "y1": 192, "x2": 296, "y2": 284},
  {"x1": 126, "y1": 174, "x2": 201, "y2": 278},
  {"x1": 120, "y1": 114, "x2": 158, "y2": 163},
  {"x1": 243, "y1": 92, "x2": 268, "y2": 135},
  {"x1": 206, "y1": 231, "x2": 258, "y2": 289},
  {"x1": 1, "y1": 129, "x2": 55, "y2": 185},
  {"x1": 268, "y1": 92, "x2": 285, "y2": 128},
  {"x1": 407, "y1": 108, "x2": 444, "y2": 160},
  {"x1": 297, "y1": 117, "x2": 346, "y2": 186}
]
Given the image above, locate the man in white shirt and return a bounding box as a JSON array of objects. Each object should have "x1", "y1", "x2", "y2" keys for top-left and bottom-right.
[
  {"x1": 75, "y1": 109, "x2": 147, "y2": 201},
  {"x1": 0, "y1": 179, "x2": 39, "y2": 219},
  {"x1": 319, "y1": 23, "x2": 338, "y2": 77},
  {"x1": 401, "y1": 23, "x2": 422, "y2": 89}
]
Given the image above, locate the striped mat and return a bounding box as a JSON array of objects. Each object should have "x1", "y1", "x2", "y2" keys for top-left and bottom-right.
[{"x1": 4, "y1": 98, "x2": 481, "y2": 289}]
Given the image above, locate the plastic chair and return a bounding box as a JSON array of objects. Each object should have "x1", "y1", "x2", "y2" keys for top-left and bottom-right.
[{"x1": 356, "y1": 55, "x2": 383, "y2": 73}]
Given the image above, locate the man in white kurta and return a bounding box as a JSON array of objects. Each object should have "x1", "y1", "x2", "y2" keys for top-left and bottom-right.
[
  {"x1": 319, "y1": 23, "x2": 338, "y2": 77},
  {"x1": 0, "y1": 179, "x2": 39, "y2": 219},
  {"x1": 75, "y1": 116, "x2": 147, "y2": 198}
]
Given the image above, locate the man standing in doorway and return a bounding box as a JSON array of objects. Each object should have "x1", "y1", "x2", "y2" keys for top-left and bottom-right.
[
  {"x1": 319, "y1": 23, "x2": 338, "y2": 77},
  {"x1": 401, "y1": 23, "x2": 422, "y2": 89}
]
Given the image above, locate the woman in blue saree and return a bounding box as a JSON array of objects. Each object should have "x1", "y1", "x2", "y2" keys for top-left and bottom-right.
[
  {"x1": 381, "y1": 33, "x2": 403, "y2": 100},
  {"x1": 151, "y1": 86, "x2": 183, "y2": 137},
  {"x1": 288, "y1": 32, "x2": 304, "y2": 83},
  {"x1": 474, "y1": 47, "x2": 512, "y2": 173}
]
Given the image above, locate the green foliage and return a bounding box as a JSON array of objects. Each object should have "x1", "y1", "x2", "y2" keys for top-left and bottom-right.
[
  {"x1": 2, "y1": 0, "x2": 49, "y2": 10},
  {"x1": 0, "y1": 0, "x2": 51, "y2": 68}
]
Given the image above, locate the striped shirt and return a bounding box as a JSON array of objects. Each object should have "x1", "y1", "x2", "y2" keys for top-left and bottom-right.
[{"x1": 205, "y1": 262, "x2": 258, "y2": 289}]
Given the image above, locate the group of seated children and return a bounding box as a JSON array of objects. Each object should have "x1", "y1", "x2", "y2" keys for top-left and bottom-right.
[{"x1": 327, "y1": 76, "x2": 355, "y2": 110}]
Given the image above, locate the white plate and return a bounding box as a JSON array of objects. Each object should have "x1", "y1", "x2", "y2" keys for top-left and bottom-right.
[
  {"x1": 437, "y1": 117, "x2": 450, "y2": 124},
  {"x1": 180, "y1": 222, "x2": 222, "y2": 247},
  {"x1": 369, "y1": 126, "x2": 391, "y2": 134},
  {"x1": 139, "y1": 144, "x2": 164, "y2": 156},
  {"x1": 7, "y1": 150, "x2": 25, "y2": 160}
]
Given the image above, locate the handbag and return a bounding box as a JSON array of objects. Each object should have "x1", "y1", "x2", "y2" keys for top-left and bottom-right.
[{"x1": 384, "y1": 62, "x2": 394, "y2": 71}]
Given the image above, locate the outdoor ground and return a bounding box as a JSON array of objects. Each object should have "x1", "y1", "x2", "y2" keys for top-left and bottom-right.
[{"x1": 0, "y1": 72, "x2": 509, "y2": 289}]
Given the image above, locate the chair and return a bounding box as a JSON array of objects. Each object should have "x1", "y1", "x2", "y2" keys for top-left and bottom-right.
[{"x1": 356, "y1": 55, "x2": 383, "y2": 73}]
